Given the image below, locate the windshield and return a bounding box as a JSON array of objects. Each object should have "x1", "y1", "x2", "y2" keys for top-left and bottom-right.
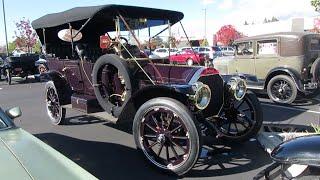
[{"x1": 0, "y1": 109, "x2": 9, "y2": 129}]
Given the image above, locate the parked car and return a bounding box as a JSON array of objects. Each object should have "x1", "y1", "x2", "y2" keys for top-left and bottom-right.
[
  {"x1": 214, "y1": 32, "x2": 320, "y2": 104},
  {"x1": 153, "y1": 48, "x2": 178, "y2": 58},
  {"x1": 2, "y1": 54, "x2": 46, "y2": 85},
  {"x1": 254, "y1": 135, "x2": 320, "y2": 179},
  {"x1": 220, "y1": 46, "x2": 235, "y2": 56},
  {"x1": 194, "y1": 46, "x2": 222, "y2": 60},
  {"x1": 0, "y1": 106, "x2": 97, "y2": 180},
  {"x1": 32, "y1": 4, "x2": 263, "y2": 176},
  {"x1": 169, "y1": 50, "x2": 205, "y2": 66}
]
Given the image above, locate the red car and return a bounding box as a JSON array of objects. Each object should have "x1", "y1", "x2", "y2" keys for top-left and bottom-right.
[{"x1": 169, "y1": 50, "x2": 205, "y2": 66}]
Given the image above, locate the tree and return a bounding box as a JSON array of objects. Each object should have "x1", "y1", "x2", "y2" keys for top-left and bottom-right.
[
  {"x1": 244, "y1": 21, "x2": 249, "y2": 25},
  {"x1": 14, "y1": 18, "x2": 38, "y2": 53},
  {"x1": 311, "y1": 0, "x2": 320, "y2": 11},
  {"x1": 215, "y1": 25, "x2": 245, "y2": 46},
  {"x1": 271, "y1": 16, "x2": 279, "y2": 22},
  {"x1": 263, "y1": 18, "x2": 268, "y2": 23}
]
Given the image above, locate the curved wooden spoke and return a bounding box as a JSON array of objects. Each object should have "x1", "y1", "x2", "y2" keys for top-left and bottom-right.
[
  {"x1": 157, "y1": 143, "x2": 164, "y2": 156},
  {"x1": 172, "y1": 136, "x2": 189, "y2": 140},
  {"x1": 151, "y1": 115, "x2": 160, "y2": 129},
  {"x1": 171, "y1": 140, "x2": 187, "y2": 153},
  {"x1": 234, "y1": 123, "x2": 239, "y2": 133},
  {"x1": 148, "y1": 141, "x2": 158, "y2": 149},
  {"x1": 170, "y1": 144, "x2": 179, "y2": 159},
  {"x1": 170, "y1": 124, "x2": 182, "y2": 133},
  {"x1": 144, "y1": 134, "x2": 157, "y2": 139},
  {"x1": 145, "y1": 122, "x2": 158, "y2": 133},
  {"x1": 166, "y1": 146, "x2": 170, "y2": 161}
]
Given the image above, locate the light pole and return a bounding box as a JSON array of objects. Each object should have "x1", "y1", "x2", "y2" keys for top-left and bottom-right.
[
  {"x1": 2, "y1": 0, "x2": 9, "y2": 56},
  {"x1": 202, "y1": 8, "x2": 207, "y2": 40}
]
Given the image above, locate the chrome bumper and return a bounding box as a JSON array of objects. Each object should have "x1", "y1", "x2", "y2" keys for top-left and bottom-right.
[{"x1": 304, "y1": 82, "x2": 318, "y2": 90}]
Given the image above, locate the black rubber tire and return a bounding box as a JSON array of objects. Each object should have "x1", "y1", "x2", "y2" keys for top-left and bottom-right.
[
  {"x1": 5, "y1": 69, "x2": 11, "y2": 85},
  {"x1": 92, "y1": 54, "x2": 132, "y2": 117},
  {"x1": 217, "y1": 91, "x2": 263, "y2": 142},
  {"x1": 45, "y1": 81, "x2": 66, "y2": 125},
  {"x1": 133, "y1": 97, "x2": 201, "y2": 176},
  {"x1": 267, "y1": 75, "x2": 297, "y2": 104}
]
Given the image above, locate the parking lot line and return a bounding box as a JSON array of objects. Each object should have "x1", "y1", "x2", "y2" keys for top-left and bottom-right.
[{"x1": 261, "y1": 103, "x2": 320, "y2": 115}]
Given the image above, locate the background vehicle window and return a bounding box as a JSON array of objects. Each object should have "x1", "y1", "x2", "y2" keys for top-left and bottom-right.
[
  {"x1": 199, "y1": 48, "x2": 205, "y2": 52},
  {"x1": 205, "y1": 48, "x2": 210, "y2": 51},
  {"x1": 310, "y1": 38, "x2": 320, "y2": 50},
  {"x1": 257, "y1": 39, "x2": 278, "y2": 55},
  {"x1": 236, "y1": 42, "x2": 253, "y2": 56},
  {"x1": 157, "y1": 49, "x2": 167, "y2": 53}
]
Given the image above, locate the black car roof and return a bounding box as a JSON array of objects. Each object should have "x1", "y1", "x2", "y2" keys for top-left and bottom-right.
[{"x1": 32, "y1": 4, "x2": 184, "y2": 30}]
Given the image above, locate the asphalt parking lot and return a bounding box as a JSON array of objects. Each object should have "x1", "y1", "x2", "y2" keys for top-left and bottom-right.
[{"x1": 0, "y1": 78, "x2": 319, "y2": 180}]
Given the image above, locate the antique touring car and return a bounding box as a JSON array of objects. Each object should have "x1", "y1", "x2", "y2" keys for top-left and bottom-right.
[{"x1": 32, "y1": 5, "x2": 263, "y2": 175}]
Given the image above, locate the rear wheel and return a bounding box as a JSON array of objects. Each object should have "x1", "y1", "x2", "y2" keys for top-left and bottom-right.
[
  {"x1": 215, "y1": 91, "x2": 263, "y2": 142},
  {"x1": 267, "y1": 75, "x2": 297, "y2": 104},
  {"x1": 45, "y1": 81, "x2": 66, "y2": 125},
  {"x1": 133, "y1": 97, "x2": 201, "y2": 176}
]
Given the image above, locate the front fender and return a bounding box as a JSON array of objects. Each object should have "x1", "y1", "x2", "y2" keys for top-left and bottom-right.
[
  {"x1": 266, "y1": 67, "x2": 303, "y2": 91},
  {"x1": 118, "y1": 84, "x2": 192, "y2": 124},
  {"x1": 271, "y1": 135, "x2": 320, "y2": 167}
]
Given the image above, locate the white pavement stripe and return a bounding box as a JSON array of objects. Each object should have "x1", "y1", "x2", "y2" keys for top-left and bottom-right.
[{"x1": 262, "y1": 103, "x2": 320, "y2": 115}]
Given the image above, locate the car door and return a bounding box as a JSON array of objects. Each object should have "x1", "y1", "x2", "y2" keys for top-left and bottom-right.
[
  {"x1": 63, "y1": 60, "x2": 84, "y2": 92},
  {"x1": 254, "y1": 38, "x2": 280, "y2": 80},
  {"x1": 229, "y1": 41, "x2": 255, "y2": 75}
]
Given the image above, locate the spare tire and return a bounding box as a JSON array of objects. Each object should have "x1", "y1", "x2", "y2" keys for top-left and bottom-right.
[{"x1": 92, "y1": 54, "x2": 132, "y2": 117}]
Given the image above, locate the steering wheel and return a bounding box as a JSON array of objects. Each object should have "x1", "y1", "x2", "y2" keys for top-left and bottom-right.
[{"x1": 112, "y1": 36, "x2": 128, "y2": 45}]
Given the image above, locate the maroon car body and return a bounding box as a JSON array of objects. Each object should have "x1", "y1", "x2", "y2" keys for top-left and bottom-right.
[
  {"x1": 32, "y1": 4, "x2": 263, "y2": 176},
  {"x1": 169, "y1": 50, "x2": 205, "y2": 65}
]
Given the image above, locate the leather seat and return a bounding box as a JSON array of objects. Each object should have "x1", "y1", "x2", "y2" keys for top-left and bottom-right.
[{"x1": 271, "y1": 135, "x2": 320, "y2": 167}]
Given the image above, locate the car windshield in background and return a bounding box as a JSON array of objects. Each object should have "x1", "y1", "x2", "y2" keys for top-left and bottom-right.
[
  {"x1": 212, "y1": 47, "x2": 221, "y2": 51},
  {"x1": 310, "y1": 38, "x2": 320, "y2": 51}
]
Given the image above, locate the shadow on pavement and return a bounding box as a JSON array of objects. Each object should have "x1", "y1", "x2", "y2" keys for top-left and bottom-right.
[
  {"x1": 64, "y1": 115, "x2": 105, "y2": 126},
  {"x1": 35, "y1": 133, "x2": 176, "y2": 180},
  {"x1": 189, "y1": 140, "x2": 271, "y2": 178}
]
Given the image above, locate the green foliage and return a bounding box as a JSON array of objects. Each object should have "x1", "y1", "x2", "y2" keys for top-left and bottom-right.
[
  {"x1": 33, "y1": 41, "x2": 41, "y2": 53},
  {"x1": 311, "y1": 123, "x2": 320, "y2": 134},
  {"x1": 311, "y1": 0, "x2": 320, "y2": 11},
  {"x1": 8, "y1": 41, "x2": 16, "y2": 53}
]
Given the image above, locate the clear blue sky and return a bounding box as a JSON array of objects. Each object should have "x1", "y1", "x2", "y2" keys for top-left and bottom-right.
[{"x1": 0, "y1": 0, "x2": 317, "y2": 45}]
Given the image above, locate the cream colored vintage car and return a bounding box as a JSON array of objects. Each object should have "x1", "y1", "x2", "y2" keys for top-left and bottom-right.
[{"x1": 214, "y1": 32, "x2": 320, "y2": 104}]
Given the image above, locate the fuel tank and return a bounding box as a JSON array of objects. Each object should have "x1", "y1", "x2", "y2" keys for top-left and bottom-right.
[{"x1": 271, "y1": 135, "x2": 320, "y2": 167}]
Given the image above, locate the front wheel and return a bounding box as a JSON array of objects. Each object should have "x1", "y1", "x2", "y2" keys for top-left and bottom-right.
[
  {"x1": 45, "y1": 81, "x2": 66, "y2": 125},
  {"x1": 267, "y1": 75, "x2": 297, "y2": 104},
  {"x1": 133, "y1": 97, "x2": 201, "y2": 176},
  {"x1": 215, "y1": 91, "x2": 263, "y2": 142}
]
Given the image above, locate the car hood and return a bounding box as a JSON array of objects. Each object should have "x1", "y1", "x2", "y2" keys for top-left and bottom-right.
[{"x1": 0, "y1": 128, "x2": 97, "y2": 180}]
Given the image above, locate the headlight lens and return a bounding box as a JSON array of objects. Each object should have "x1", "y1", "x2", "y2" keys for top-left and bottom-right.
[
  {"x1": 227, "y1": 77, "x2": 247, "y2": 100},
  {"x1": 190, "y1": 82, "x2": 211, "y2": 110}
]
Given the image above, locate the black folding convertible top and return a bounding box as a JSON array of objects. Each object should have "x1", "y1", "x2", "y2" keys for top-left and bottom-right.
[
  {"x1": 32, "y1": 4, "x2": 184, "y2": 44},
  {"x1": 32, "y1": 4, "x2": 183, "y2": 29}
]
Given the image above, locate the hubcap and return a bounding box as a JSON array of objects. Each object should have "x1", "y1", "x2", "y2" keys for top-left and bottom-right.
[
  {"x1": 140, "y1": 107, "x2": 190, "y2": 169},
  {"x1": 271, "y1": 80, "x2": 292, "y2": 101}
]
